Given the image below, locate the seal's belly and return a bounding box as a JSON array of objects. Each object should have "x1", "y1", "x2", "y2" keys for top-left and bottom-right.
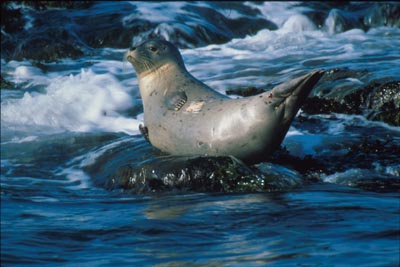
[{"x1": 146, "y1": 97, "x2": 283, "y2": 160}]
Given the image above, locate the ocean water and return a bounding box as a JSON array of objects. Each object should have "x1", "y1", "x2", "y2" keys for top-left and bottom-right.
[{"x1": 1, "y1": 2, "x2": 399, "y2": 266}]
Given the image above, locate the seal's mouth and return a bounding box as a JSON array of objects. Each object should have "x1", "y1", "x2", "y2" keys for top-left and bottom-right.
[
  {"x1": 125, "y1": 50, "x2": 136, "y2": 62},
  {"x1": 125, "y1": 50, "x2": 143, "y2": 70},
  {"x1": 125, "y1": 50, "x2": 156, "y2": 75}
]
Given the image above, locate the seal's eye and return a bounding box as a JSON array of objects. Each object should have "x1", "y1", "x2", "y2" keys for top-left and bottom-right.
[{"x1": 148, "y1": 46, "x2": 158, "y2": 52}]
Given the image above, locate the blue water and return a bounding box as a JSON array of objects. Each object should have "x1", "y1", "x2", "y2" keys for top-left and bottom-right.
[
  {"x1": 2, "y1": 183, "x2": 399, "y2": 266},
  {"x1": 1, "y1": 2, "x2": 400, "y2": 266}
]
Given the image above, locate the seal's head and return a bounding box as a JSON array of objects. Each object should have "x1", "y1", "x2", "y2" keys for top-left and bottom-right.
[{"x1": 126, "y1": 39, "x2": 185, "y2": 77}]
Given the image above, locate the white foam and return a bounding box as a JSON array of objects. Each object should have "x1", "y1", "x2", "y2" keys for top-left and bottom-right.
[
  {"x1": 245, "y1": 2, "x2": 306, "y2": 28},
  {"x1": 322, "y1": 168, "x2": 369, "y2": 185},
  {"x1": 284, "y1": 127, "x2": 326, "y2": 156},
  {"x1": 373, "y1": 162, "x2": 400, "y2": 177},
  {"x1": 1, "y1": 61, "x2": 49, "y2": 87},
  {"x1": 2, "y1": 136, "x2": 38, "y2": 145},
  {"x1": 312, "y1": 114, "x2": 400, "y2": 133},
  {"x1": 282, "y1": 14, "x2": 317, "y2": 32},
  {"x1": 124, "y1": 2, "x2": 187, "y2": 24},
  {"x1": 58, "y1": 168, "x2": 91, "y2": 190},
  {"x1": 1, "y1": 69, "x2": 141, "y2": 135},
  {"x1": 321, "y1": 167, "x2": 398, "y2": 187}
]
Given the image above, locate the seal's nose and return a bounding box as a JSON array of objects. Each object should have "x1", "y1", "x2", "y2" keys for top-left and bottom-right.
[{"x1": 130, "y1": 46, "x2": 136, "y2": 51}]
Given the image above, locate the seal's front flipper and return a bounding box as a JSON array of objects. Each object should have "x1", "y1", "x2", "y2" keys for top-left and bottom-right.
[
  {"x1": 139, "y1": 124, "x2": 150, "y2": 143},
  {"x1": 164, "y1": 91, "x2": 187, "y2": 111}
]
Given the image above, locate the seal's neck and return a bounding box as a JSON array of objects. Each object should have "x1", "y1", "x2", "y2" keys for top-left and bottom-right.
[{"x1": 138, "y1": 62, "x2": 189, "y2": 102}]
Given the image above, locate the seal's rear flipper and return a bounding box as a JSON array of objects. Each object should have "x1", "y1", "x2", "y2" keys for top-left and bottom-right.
[
  {"x1": 272, "y1": 70, "x2": 325, "y2": 121},
  {"x1": 273, "y1": 70, "x2": 325, "y2": 99}
]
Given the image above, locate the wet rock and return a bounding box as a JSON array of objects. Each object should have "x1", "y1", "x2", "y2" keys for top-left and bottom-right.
[
  {"x1": 302, "y1": 96, "x2": 357, "y2": 115},
  {"x1": 15, "y1": 35, "x2": 85, "y2": 62},
  {"x1": 93, "y1": 154, "x2": 304, "y2": 194},
  {"x1": 363, "y1": 2, "x2": 400, "y2": 28},
  {"x1": 299, "y1": 2, "x2": 400, "y2": 32},
  {"x1": 1, "y1": 2, "x2": 90, "y2": 62},
  {"x1": 298, "y1": 2, "x2": 338, "y2": 29},
  {"x1": 93, "y1": 135, "x2": 400, "y2": 194},
  {"x1": 81, "y1": 133, "x2": 399, "y2": 194},
  {"x1": 74, "y1": 2, "x2": 145, "y2": 49},
  {"x1": 352, "y1": 178, "x2": 400, "y2": 193},
  {"x1": 364, "y1": 81, "x2": 400, "y2": 126},
  {"x1": 1, "y1": 76, "x2": 16, "y2": 90},
  {"x1": 324, "y1": 8, "x2": 364, "y2": 34},
  {"x1": 326, "y1": 136, "x2": 398, "y2": 175},
  {"x1": 303, "y1": 68, "x2": 400, "y2": 126},
  {"x1": 1, "y1": 4, "x2": 25, "y2": 34},
  {"x1": 19, "y1": 1, "x2": 93, "y2": 10},
  {"x1": 269, "y1": 147, "x2": 326, "y2": 178},
  {"x1": 104, "y1": 156, "x2": 261, "y2": 194},
  {"x1": 226, "y1": 86, "x2": 266, "y2": 97}
]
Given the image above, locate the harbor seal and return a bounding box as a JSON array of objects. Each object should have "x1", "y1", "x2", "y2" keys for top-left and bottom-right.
[{"x1": 126, "y1": 39, "x2": 324, "y2": 163}]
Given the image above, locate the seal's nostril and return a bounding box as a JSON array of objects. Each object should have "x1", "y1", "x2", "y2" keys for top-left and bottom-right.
[{"x1": 130, "y1": 46, "x2": 136, "y2": 51}]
